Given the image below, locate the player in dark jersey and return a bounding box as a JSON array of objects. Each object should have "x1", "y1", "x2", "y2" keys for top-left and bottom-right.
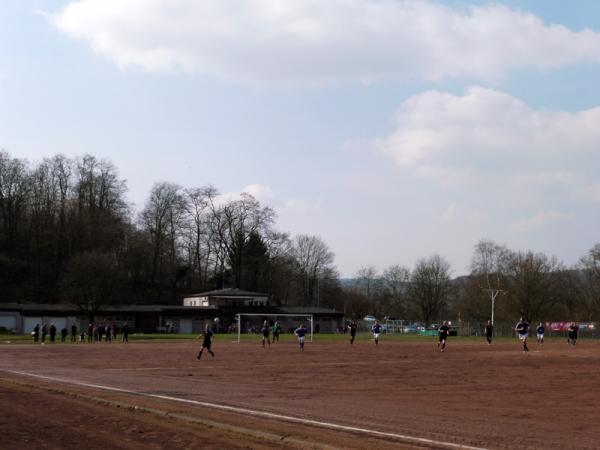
[
  {"x1": 438, "y1": 321, "x2": 450, "y2": 352},
  {"x1": 294, "y1": 324, "x2": 308, "y2": 351},
  {"x1": 348, "y1": 320, "x2": 358, "y2": 345},
  {"x1": 197, "y1": 325, "x2": 215, "y2": 360},
  {"x1": 567, "y1": 322, "x2": 579, "y2": 345},
  {"x1": 515, "y1": 317, "x2": 530, "y2": 352},
  {"x1": 485, "y1": 320, "x2": 494, "y2": 345},
  {"x1": 261, "y1": 320, "x2": 271, "y2": 347},
  {"x1": 536, "y1": 322, "x2": 545, "y2": 345},
  {"x1": 371, "y1": 321, "x2": 383, "y2": 345}
]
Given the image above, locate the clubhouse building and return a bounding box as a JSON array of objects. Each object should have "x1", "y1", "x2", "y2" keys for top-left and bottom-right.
[{"x1": 0, "y1": 288, "x2": 344, "y2": 335}]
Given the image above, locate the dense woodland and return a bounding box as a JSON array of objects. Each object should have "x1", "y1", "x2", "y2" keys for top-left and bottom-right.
[{"x1": 0, "y1": 151, "x2": 599, "y2": 323}]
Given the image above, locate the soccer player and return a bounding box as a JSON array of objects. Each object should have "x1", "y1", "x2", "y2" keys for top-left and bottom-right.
[
  {"x1": 567, "y1": 322, "x2": 579, "y2": 346},
  {"x1": 294, "y1": 323, "x2": 308, "y2": 351},
  {"x1": 536, "y1": 322, "x2": 545, "y2": 345},
  {"x1": 515, "y1": 317, "x2": 530, "y2": 353},
  {"x1": 485, "y1": 320, "x2": 494, "y2": 345},
  {"x1": 272, "y1": 321, "x2": 281, "y2": 343},
  {"x1": 197, "y1": 325, "x2": 215, "y2": 360},
  {"x1": 261, "y1": 320, "x2": 271, "y2": 347},
  {"x1": 438, "y1": 321, "x2": 450, "y2": 352},
  {"x1": 49, "y1": 323, "x2": 57, "y2": 344},
  {"x1": 348, "y1": 320, "x2": 358, "y2": 345},
  {"x1": 371, "y1": 320, "x2": 382, "y2": 346}
]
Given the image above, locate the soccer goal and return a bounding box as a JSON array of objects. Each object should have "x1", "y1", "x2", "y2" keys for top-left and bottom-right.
[{"x1": 234, "y1": 313, "x2": 314, "y2": 343}]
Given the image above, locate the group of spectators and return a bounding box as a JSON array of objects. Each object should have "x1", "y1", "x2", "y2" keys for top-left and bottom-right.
[{"x1": 31, "y1": 322, "x2": 130, "y2": 344}]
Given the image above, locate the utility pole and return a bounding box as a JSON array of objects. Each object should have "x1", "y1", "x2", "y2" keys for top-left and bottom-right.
[{"x1": 482, "y1": 288, "x2": 506, "y2": 325}]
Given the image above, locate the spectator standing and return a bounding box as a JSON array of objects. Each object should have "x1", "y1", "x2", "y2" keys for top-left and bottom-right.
[{"x1": 49, "y1": 323, "x2": 57, "y2": 343}]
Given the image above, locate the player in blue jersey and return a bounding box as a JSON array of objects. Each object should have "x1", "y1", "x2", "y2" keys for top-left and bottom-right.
[
  {"x1": 197, "y1": 325, "x2": 215, "y2": 360},
  {"x1": 515, "y1": 317, "x2": 530, "y2": 353},
  {"x1": 536, "y1": 322, "x2": 545, "y2": 345},
  {"x1": 371, "y1": 320, "x2": 383, "y2": 345},
  {"x1": 438, "y1": 321, "x2": 450, "y2": 352},
  {"x1": 294, "y1": 324, "x2": 308, "y2": 351}
]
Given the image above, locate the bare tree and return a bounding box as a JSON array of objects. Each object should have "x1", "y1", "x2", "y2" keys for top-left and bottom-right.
[
  {"x1": 578, "y1": 244, "x2": 600, "y2": 318},
  {"x1": 139, "y1": 182, "x2": 186, "y2": 301},
  {"x1": 470, "y1": 239, "x2": 510, "y2": 324},
  {"x1": 0, "y1": 152, "x2": 30, "y2": 262},
  {"x1": 409, "y1": 255, "x2": 453, "y2": 325},
  {"x1": 355, "y1": 265, "x2": 379, "y2": 302},
  {"x1": 292, "y1": 234, "x2": 335, "y2": 306},
  {"x1": 382, "y1": 264, "x2": 410, "y2": 317},
  {"x1": 60, "y1": 250, "x2": 125, "y2": 322},
  {"x1": 505, "y1": 251, "x2": 564, "y2": 322},
  {"x1": 208, "y1": 193, "x2": 275, "y2": 288},
  {"x1": 182, "y1": 186, "x2": 217, "y2": 290}
]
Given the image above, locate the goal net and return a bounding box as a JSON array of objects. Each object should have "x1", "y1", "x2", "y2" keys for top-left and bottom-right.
[{"x1": 235, "y1": 313, "x2": 314, "y2": 343}]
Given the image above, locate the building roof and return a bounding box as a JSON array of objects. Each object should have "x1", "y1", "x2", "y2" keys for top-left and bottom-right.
[
  {"x1": 277, "y1": 306, "x2": 344, "y2": 316},
  {"x1": 0, "y1": 302, "x2": 343, "y2": 317},
  {"x1": 185, "y1": 288, "x2": 268, "y2": 298},
  {"x1": 0, "y1": 303, "x2": 168, "y2": 314}
]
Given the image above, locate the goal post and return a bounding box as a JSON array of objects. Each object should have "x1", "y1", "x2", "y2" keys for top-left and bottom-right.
[{"x1": 235, "y1": 313, "x2": 314, "y2": 343}]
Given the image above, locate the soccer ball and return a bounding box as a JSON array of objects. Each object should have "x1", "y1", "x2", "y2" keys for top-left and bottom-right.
[{"x1": 213, "y1": 318, "x2": 220, "y2": 324}]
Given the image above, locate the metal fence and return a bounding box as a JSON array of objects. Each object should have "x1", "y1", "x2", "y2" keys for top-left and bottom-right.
[{"x1": 367, "y1": 319, "x2": 600, "y2": 339}]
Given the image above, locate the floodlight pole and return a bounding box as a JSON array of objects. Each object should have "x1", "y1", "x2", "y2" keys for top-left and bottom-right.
[{"x1": 483, "y1": 288, "x2": 505, "y2": 325}]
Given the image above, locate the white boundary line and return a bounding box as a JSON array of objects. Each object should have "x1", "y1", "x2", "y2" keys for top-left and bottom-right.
[{"x1": 2, "y1": 369, "x2": 487, "y2": 450}]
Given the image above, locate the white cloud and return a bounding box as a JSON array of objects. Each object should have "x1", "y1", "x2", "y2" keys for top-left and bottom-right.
[
  {"x1": 216, "y1": 183, "x2": 273, "y2": 205},
  {"x1": 242, "y1": 183, "x2": 274, "y2": 201},
  {"x1": 374, "y1": 86, "x2": 600, "y2": 241},
  {"x1": 574, "y1": 184, "x2": 600, "y2": 204},
  {"x1": 510, "y1": 211, "x2": 573, "y2": 233},
  {"x1": 375, "y1": 86, "x2": 600, "y2": 190},
  {"x1": 441, "y1": 203, "x2": 486, "y2": 224},
  {"x1": 283, "y1": 198, "x2": 321, "y2": 213},
  {"x1": 50, "y1": 0, "x2": 600, "y2": 84},
  {"x1": 216, "y1": 184, "x2": 319, "y2": 214}
]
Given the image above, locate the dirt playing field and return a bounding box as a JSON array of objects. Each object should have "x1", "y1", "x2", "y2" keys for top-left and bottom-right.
[{"x1": 1, "y1": 337, "x2": 599, "y2": 449}]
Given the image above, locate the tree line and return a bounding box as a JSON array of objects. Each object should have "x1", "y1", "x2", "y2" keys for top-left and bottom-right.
[
  {"x1": 0, "y1": 151, "x2": 339, "y2": 313},
  {"x1": 1, "y1": 150, "x2": 598, "y2": 324},
  {"x1": 344, "y1": 241, "x2": 600, "y2": 324}
]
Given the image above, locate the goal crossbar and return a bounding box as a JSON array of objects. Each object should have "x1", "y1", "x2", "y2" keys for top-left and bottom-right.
[{"x1": 235, "y1": 313, "x2": 314, "y2": 343}]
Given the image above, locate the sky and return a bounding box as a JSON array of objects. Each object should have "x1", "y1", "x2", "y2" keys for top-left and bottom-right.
[{"x1": 1, "y1": 0, "x2": 600, "y2": 277}]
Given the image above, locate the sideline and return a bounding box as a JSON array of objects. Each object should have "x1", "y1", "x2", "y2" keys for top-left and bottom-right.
[{"x1": 2, "y1": 369, "x2": 488, "y2": 450}]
